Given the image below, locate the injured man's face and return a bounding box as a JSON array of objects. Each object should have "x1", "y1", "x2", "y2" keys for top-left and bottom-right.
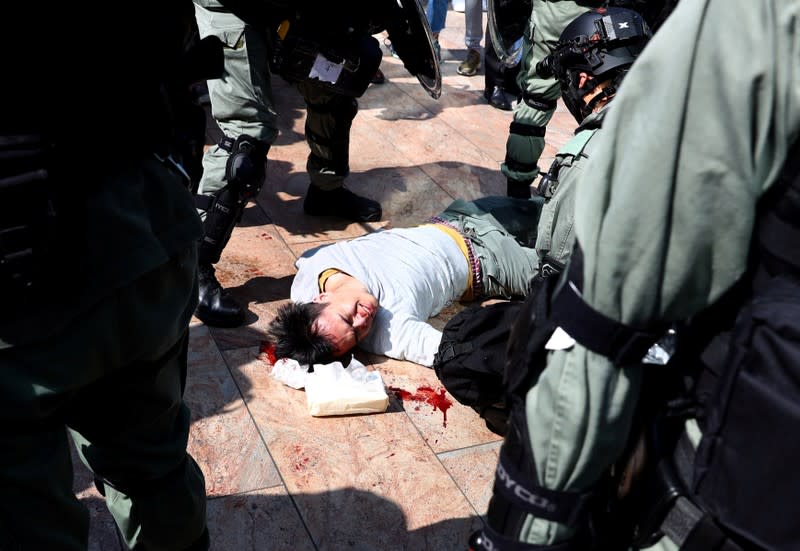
[{"x1": 312, "y1": 287, "x2": 379, "y2": 357}]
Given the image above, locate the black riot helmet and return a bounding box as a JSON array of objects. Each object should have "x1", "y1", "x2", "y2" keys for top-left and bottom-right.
[{"x1": 536, "y1": 6, "x2": 651, "y2": 123}]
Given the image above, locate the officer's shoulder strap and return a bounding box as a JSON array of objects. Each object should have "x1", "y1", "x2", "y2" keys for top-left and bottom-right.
[{"x1": 557, "y1": 128, "x2": 599, "y2": 160}]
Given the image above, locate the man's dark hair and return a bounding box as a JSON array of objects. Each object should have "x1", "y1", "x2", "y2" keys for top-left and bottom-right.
[{"x1": 266, "y1": 302, "x2": 336, "y2": 366}]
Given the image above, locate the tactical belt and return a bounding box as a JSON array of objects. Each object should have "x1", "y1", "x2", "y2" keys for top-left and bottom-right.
[
  {"x1": 538, "y1": 255, "x2": 565, "y2": 279},
  {"x1": 661, "y1": 498, "x2": 744, "y2": 551}
]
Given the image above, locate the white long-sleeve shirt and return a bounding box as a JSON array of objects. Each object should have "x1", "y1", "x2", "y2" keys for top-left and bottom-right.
[{"x1": 291, "y1": 226, "x2": 469, "y2": 367}]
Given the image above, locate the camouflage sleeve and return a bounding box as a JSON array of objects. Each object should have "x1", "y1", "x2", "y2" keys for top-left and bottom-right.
[{"x1": 518, "y1": 0, "x2": 800, "y2": 546}]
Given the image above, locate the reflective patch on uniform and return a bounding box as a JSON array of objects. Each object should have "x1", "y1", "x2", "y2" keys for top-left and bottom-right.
[{"x1": 545, "y1": 326, "x2": 575, "y2": 351}]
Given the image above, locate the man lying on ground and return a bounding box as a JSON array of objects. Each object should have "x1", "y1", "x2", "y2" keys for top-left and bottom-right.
[{"x1": 266, "y1": 196, "x2": 542, "y2": 367}]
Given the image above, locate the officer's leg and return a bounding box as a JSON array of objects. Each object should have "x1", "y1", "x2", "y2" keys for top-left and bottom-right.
[
  {"x1": 298, "y1": 81, "x2": 382, "y2": 222},
  {"x1": 67, "y1": 248, "x2": 208, "y2": 550},
  {"x1": 193, "y1": 5, "x2": 276, "y2": 327},
  {"x1": 68, "y1": 333, "x2": 207, "y2": 550},
  {"x1": 483, "y1": 29, "x2": 514, "y2": 111},
  {"x1": 0, "y1": 419, "x2": 89, "y2": 549},
  {"x1": 195, "y1": 130, "x2": 268, "y2": 327},
  {"x1": 474, "y1": 346, "x2": 643, "y2": 548},
  {"x1": 0, "y1": 247, "x2": 205, "y2": 550},
  {"x1": 502, "y1": 0, "x2": 591, "y2": 198}
]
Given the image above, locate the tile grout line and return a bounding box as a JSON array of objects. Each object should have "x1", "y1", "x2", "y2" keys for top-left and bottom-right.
[
  {"x1": 212, "y1": 341, "x2": 321, "y2": 551},
  {"x1": 369, "y1": 58, "x2": 509, "y2": 201}
]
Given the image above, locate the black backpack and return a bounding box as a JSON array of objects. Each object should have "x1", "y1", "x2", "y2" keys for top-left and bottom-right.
[{"x1": 432, "y1": 301, "x2": 523, "y2": 436}]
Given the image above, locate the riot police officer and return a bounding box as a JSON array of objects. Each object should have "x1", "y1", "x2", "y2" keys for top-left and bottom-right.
[
  {"x1": 495, "y1": 0, "x2": 677, "y2": 199},
  {"x1": 471, "y1": 6, "x2": 652, "y2": 549},
  {"x1": 0, "y1": 1, "x2": 210, "y2": 548},
  {"x1": 480, "y1": 0, "x2": 800, "y2": 550}
]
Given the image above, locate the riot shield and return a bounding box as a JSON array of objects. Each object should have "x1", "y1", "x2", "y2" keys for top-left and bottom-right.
[
  {"x1": 382, "y1": 0, "x2": 442, "y2": 99},
  {"x1": 487, "y1": 0, "x2": 531, "y2": 68}
]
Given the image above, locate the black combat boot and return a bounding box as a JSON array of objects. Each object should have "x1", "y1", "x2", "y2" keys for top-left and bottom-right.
[
  {"x1": 195, "y1": 263, "x2": 245, "y2": 328},
  {"x1": 303, "y1": 184, "x2": 382, "y2": 222},
  {"x1": 506, "y1": 178, "x2": 531, "y2": 199},
  {"x1": 484, "y1": 85, "x2": 512, "y2": 111}
]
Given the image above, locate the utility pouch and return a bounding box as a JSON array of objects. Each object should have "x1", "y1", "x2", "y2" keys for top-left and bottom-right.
[
  {"x1": 274, "y1": 32, "x2": 381, "y2": 98},
  {"x1": 0, "y1": 135, "x2": 56, "y2": 312}
]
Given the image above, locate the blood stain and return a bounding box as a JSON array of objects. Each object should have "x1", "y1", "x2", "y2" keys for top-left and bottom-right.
[
  {"x1": 387, "y1": 385, "x2": 453, "y2": 427},
  {"x1": 259, "y1": 341, "x2": 278, "y2": 364}
]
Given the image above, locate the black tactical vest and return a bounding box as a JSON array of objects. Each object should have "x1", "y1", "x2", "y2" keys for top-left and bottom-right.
[
  {"x1": 634, "y1": 139, "x2": 800, "y2": 551},
  {"x1": 683, "y1": 139, "x2": 800, "y2": 551}
]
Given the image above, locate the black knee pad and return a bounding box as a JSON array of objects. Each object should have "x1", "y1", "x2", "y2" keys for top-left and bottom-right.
[{"x1": 222, "y1": 134, "x2": 268, "y2": 197}]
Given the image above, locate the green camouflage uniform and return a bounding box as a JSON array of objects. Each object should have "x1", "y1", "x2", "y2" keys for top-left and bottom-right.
[
  {"x1": 518, "y1": 0, "x2": 800, "y2": 546},
  {"x1": 193, "y1": 0, "x2": 360, "y2": 199},
  {"x1": 501, "y1": 0, "x2": 592, "y2": 190},
  {"x1": 0, "y1": 5, "x2": 209, "y2": 549},
  {"x1": 534, "y1": 108, "x2": 604, "y2": 272}
]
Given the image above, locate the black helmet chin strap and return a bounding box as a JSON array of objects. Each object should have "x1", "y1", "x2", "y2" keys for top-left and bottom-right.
[
  {"x1": 580, "y1": 66, "x2": 630, "y2": 117},
  {"x1": 574, "y1": 73, "x2": 614, "y2": 119},
  {"x1": 583, "y1": 84, "x2": 617, "y2": 115}
]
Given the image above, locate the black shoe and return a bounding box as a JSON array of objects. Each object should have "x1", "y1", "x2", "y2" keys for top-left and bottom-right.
[
  {"x1": 303, "y1": 185, "x2": 382, "y2": 222},
  {"x1": 484, "y1": 85, "x2": 512, "y2": 111},
  {"x1": 371, "y1": 68, "x2": 386, "y2": 85},
  {"x1": 195, "y1": 263, "x2": 245, "y2": 328}
]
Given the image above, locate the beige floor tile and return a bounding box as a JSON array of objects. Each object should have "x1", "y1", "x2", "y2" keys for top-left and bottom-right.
[
  {"x1": 439, "y1": 441, "x2": 503, "y2": 516},
  {"x1": 361, "y1": 353, "x2": 503, "y2": 454},
  {"x1": 186, "y1": 326, "x2": 282, "y2": 496},
  {"x1": 224, "y1": 347, "x2": 485, "y2": 548},
  {"x1": 207, "y1": 488, "x2": 315, "y2": 551}
]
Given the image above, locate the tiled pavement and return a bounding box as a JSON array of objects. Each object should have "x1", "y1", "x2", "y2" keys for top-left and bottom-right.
[{"x1": 75, "y1": 9, "x2": 577, "y2": 550}]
